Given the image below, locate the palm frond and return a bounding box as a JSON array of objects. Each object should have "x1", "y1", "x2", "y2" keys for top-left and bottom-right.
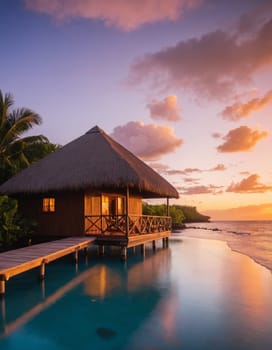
[
  {"x1": 18, "y1": 135, "x2": 49, "y2": 144},
  {"x1": 1, "y1": 109, "x2": 42, "y2": 146},
  {"x1": 0, "y1": 90, "x2": 14, "y2": 128}
]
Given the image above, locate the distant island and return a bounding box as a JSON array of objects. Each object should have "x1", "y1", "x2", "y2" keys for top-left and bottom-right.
[{"x1": 142, "y1": 203, "x2": 210, "y2": 229}]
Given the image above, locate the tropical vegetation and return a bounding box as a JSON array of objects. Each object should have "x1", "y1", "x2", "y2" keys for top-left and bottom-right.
[
  {"x1": 0, "y1": 89, "x2": 59, "y2": 248},
  {"x1": 0, "y1": 195, "x2": 36, "y2": 251},
  {"x1": 0, "y1": 90, "x2": 59, "y2": 184},
  {"x1": 142, "y1": 203, "x2": 210, "y2": 228}
]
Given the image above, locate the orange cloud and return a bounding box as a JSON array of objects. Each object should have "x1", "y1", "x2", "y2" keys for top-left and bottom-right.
[
  {"x1": 111, "y1": 121, "x2": 183, "y2": 160},
  {"x1": 25, "y1": 0, "x2": 202, "y2": 30},
  {"x1": 217, "y1": 126, "x2": 268, "y2": 153},
  {"x1": 221, "y1": 90, "x2": 272, "y2": 121},
  {"x1": 226, "y1": 174, "x2": 272, "y2": 193},
  {"x1": 147, "y1": 95, "x2": 181, "y2": 122},
  {"x1": 209, "y1": 164, "x2": 226, "y2": 171},
  {"x1": 178, "y1": 184, "x2": 222, "y2": 195},
  {"x1": 129, "y1": 18, "x2": 272, "y2": 98},
  {"x1": 166, "y1": 167, "x2": 201, "y2": 175},
  {"x1": 204, "y1": 203, "x2": 272, "y2": 221}
]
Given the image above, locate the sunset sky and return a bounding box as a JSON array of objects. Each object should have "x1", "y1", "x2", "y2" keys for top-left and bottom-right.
[{"x1": 1, "y1": 0, "x2": 272, "y2": 220}]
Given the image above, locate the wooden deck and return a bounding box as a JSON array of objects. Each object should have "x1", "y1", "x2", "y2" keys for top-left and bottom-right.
[
  {"x1": 94, "y1": 231, "x2": 170, "y2": 247},
  {"x1": 94, "y1": 231, "x2": 170, "y2": 260},
  {"x1": 0, "y1": 237, "x2": 95, "y2": 295}
]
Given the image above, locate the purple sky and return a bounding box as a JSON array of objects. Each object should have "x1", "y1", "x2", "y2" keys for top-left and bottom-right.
[{"x1": 2, "y1": 0, "x2": 272, "y2": 219}]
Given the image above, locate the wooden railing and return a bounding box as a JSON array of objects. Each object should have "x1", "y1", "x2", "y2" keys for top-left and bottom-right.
[{"x1": 85, "y1": 215, "x2": 172, "y2": 235}]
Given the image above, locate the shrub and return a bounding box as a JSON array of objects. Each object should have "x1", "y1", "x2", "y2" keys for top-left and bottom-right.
[{"x1": 0, "y1": 195, "x2": 36, "y2": 250}]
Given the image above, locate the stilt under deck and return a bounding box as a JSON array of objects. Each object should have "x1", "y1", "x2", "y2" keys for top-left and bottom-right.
[{"x1": 0, "y1": 237, "x2": 95, "y2": 296}]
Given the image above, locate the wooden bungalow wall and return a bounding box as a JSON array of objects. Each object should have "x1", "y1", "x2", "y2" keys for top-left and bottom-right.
[
  {"x1": 84, "y1": 193, "x2": 142, "y2": 233},
  {"x1": 18, "y1": 192, "x2": 143, "y2": 237},
  {"x1": 129, "y1": 196, "x2": 142, "y2": 215},
  {"x1": 18, "y1": 192, "x2": 84, "y2": 237}
]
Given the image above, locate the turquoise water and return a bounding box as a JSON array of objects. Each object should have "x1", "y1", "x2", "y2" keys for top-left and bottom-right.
[{"x1": 1, "y1": 236, "x2": 272, "y2": 349}]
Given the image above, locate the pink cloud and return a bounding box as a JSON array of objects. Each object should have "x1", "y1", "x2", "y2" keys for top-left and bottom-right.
[
  {"x1": 179, "y1": 184, "x2": 222, "y2": 195},
  {"x1": 157, "y1": 164, "x2": 226, "y2": 176},
  {"x1": 25, "y1": 0, "x2": 202, "y2": 30},
  {"x1": 168, "y1": 167, "x2": 202, "y2": 175},
  {"x1": 182, "y1": 168, "x2": 202, "y2": 174},
  {"x1": 221, "y1": 89, "x2": 272, "y2": 121},
  {"x1": 235, "y1": 1, "x2": 272, "y2": 37},
  {"x1": 217, "y1": 125, "x2": 268, "y2": 153},
  {"x1": 111, "y1": 121, "x2": 183, "y2": 161},
  {"x1": 226, "y1": 174, "x2": 272, "y2": 193},
  {"x1": 148, "y1": 162, "x2": 170, "y2": 172},
  {"x1": 212, "y1": 132, "x2": 222, "y2": 139},
  {"x1": 147, "y1": 95, "x2": 182, "y2": 122},
  {"x1": 129, "y1": 17, "x2": 272, "y2": 99}
]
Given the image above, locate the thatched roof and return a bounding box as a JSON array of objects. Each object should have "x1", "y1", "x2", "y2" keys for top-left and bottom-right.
[{"x1": 0, "y1": 126, "x2": 178, "y2": 198}]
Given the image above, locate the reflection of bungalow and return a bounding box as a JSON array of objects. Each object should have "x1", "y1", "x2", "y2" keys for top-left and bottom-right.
[{"x1": 0, "y1": 126, "x2": 178, "y2": 256}]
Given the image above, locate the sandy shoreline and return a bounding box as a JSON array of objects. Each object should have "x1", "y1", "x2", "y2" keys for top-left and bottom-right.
[{"x1": 176, "y1": 228, "x2": 272, "y2": 273}]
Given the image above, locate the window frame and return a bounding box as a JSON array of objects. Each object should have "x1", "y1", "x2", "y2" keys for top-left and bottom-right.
[{"x1": 42, "y1": 197, "x2": 55, "y2": 213}]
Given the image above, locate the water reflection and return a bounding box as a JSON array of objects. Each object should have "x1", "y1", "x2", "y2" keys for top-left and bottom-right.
[
  {"x1": 83, "y1": 248, "x2": 171, "y2": 299},
  {"x1": 224, "y1": 250, "x2": 272, "y2": 329},
  {"x1": 84, "y1": 265, "x2": 122, "y2": 298},
  {"x1": 0, "y1": 267, "x2": 100, "y2": 337},
  {"x1": 0, "y1": 246, "x2": 171, "y2": 343}
]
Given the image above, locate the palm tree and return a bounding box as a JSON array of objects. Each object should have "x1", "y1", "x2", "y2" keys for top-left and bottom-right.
[{"x1": 0, "y1": 90, "x2": 48, "y2": 183}]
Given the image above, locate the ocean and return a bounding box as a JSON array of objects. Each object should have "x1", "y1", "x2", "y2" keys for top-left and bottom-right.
[
  {"x1": 182, "y1": 220, "x2": 272, "y2": 271},
  {"x1": 1, "y1": 222, "x2": 272, "y2": 349}
]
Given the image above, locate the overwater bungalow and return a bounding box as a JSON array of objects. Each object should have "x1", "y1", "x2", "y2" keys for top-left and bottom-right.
[{"x1": 0, "y1": 126, "x2": 178, "y2": 258}]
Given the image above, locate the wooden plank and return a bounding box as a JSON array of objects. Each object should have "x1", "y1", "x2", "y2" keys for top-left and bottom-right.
[
  {"x1": 0, "y1": 237, "x2": 95, "y2": 284},
  {"x1": 127, "y1": 231, "x2": 170, "y2": 248}
]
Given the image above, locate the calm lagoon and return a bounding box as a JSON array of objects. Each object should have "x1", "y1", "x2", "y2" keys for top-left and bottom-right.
[{"x1": 1, "y1": 236, "x2": 272, "y2": 350}]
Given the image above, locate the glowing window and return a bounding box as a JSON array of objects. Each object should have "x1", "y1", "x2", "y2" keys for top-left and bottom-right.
[
  {"x1": 43, "y1": 198, "x2": 55, "y2": 212},
  {"x1": 102, "y1": 195, "x2": 125, "y2": 215},
  {"x1": 117, "y1": 197, "x2": 125, "y2": 215},
  {"x1": 102, "y1": 195, "x2": 109, "y2": 215}
]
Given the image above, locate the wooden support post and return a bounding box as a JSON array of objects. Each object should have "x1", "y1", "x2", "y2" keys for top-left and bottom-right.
[
  {"x1": 100, "y1": 192, "x2": 103, "y2": 234},
  {"x1": 84, "y1": 247, "x2": 88, "y2": 256},
  {"x1": 152, "y1": 240, "x2": 156, "y2": 251},
  {"x1": 166, "y1": 197, "x2": 170, "y2": 217},
  {"x1": 162, "y1": 238, "x2": 166, "y2": 248},
  {"x1": 141, "y1": 243, "x2": 145, "y2": 257},
  {"x1": 126, "y1": 186, "x2": 130, "y2": 237},
  {"x1": 41, "y1": 280, "x2": 46, "y2": 299},
  {"x1": 98, "y1": 245, "x2": 105, "y2": 257},
  {"x1": 165, "y1": 237, "x2": 169, "y2": 247},
  {"x1": 0, "y1": 277, "x2": 5, "y2": 296},
  {"x1": 40, "y1": 262, "x2": 46, "y2": 281},
  {"x1": 74, "y1": 248, "x2": 79, "y2": 263},
  {"x1": 1, "y1": 295, "x2": 6, "y2": 323},
  {"x1": 121, "y1": 246, "x2": 127, "y2": 261}
]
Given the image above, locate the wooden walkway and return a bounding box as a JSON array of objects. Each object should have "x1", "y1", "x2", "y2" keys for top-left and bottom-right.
[{"x1": 0, "y1": 237, "x2": 95, "y2": 295}]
